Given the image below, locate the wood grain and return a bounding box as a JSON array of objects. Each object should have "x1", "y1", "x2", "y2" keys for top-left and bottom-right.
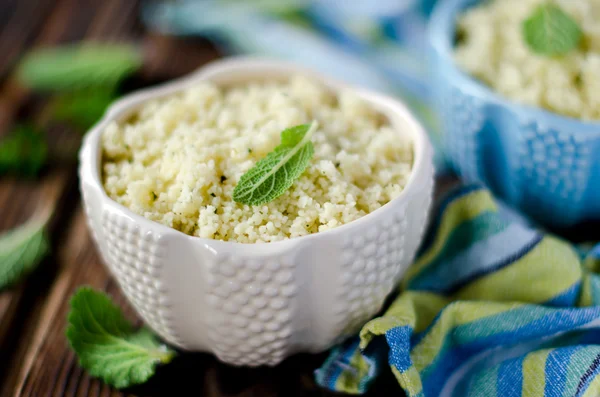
[
  {"x1": 0, "y1": 0, "x2": 139, "y2": 394},
  {"x1": 0, "y1": 0, "x2": 57, "y2": 79},
  {"x1": 0, "y1": 0, "x2": 128, "y2": 390},
  {"x1": 0, "y1": 0, "x2": 404, "y2": 396}
]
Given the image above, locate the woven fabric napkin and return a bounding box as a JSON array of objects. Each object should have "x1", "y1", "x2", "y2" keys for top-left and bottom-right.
[{"x1": 316, "y1": 184, "x2": 600, "y2": 396}]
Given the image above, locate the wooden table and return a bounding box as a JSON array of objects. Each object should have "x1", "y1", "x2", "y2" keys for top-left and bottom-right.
[{"x1": 0, "y1": 1, "x2": 405, "y2": 395}]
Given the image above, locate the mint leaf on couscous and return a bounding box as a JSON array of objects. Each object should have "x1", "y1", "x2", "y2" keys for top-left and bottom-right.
[
  {"x1": 233, "y1": 121, "x2": 317, "y2": 206},
  {"x1": 523, "y1": 3, "x2": 582, "y2": 56}
]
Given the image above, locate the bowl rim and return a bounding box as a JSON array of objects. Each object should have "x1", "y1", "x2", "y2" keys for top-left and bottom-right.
[
  {"x1": 429, "y1": 0, "x2": 600, "y2": 131},
  {"x1": 79, "y1": 56, "x2": 433, "y2": 248}
]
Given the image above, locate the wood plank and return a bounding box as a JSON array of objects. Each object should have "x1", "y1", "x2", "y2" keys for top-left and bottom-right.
[
  {"x1": 0, "y1": 0, "x2": 57, "y2": 79},
  {"x1": 0, "y1": 169, "x2": 72, "y2": 347},
  {"x1": 15, "y1": 209, "x2": 110, "y2": 397},
  {"x1": 0, "y1": 0, "x2": 144, "y2": 392},
  {"x1": 0, "y1": 1, "x2": 92, "y2": 388}
]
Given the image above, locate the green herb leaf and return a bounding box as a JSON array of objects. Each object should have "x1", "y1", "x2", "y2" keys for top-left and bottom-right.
[
  {"x1": 18, "y1": 43, "x2": 142, "y2": 92},
  {"x1": 522, "y1": 3, "x2": 582, "y2": 56},
  {"x1": 233, "y1": 121, "x2": 317, "y2": 205},
  {"x1": 51, "y1": 88, "x2": 115, "y2": 130},
  {"x1": 67, "y1": 287, "x2": 175, "y2": 389},
  {"x1": 0, "y1": 124, "x2": 48, "y2": 177},
  {"x1": 0, "y1": 212, "x2": 50, "y2": 290}
]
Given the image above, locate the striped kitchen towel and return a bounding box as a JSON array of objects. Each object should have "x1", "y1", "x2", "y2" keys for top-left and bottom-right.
[{"x1": 316, "y1": 184, "x2": 600, "y2": 396}]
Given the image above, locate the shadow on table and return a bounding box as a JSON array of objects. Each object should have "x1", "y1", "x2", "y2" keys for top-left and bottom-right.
[{"x1": 129, "y1": 351, "x2": 404, "y2": 397}]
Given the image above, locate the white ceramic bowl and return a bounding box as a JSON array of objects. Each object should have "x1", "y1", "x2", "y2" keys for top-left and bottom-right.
[{"x1": 78, "y1": 57, "x2": 434, "y2": 366}]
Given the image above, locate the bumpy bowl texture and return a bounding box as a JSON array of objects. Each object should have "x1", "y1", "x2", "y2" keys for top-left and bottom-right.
[
  {"x1": 430, "y1": 0, "x2": 600, "y2": 227},
  {"x1": 78, "y1": 57, "x2": 434, "y2": 366}
]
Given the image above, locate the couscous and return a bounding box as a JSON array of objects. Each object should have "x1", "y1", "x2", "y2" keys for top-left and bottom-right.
[
  {"x1": 454, "y1": 0, "x2": 600, "y2": 120},
  {"x1": 102, "y1": 76, "x2": 413, "y2": 243}
]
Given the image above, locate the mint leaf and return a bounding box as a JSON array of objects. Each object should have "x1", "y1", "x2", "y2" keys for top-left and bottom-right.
[
  {"x1": 0, "y1": 212, "x2": 50, "y2": 290},
  {"x1": 0, "y1": 124, "x2": 48, "y2": 177},
  {"x1": 51, "y1": 88, "x2": 115, "y2": 130},
  {"x1": 522, "y1": 3, "x2": 582, "y2": 56},
  {"x1": 18, "y1": 43, "x2": 142, "y2": 92},
  {"x1": 66, "y1": 287, "x2": 175, "y2": 389},
  {"x1": 233, "y1": 121, "x2": 317, "y2": 205}
]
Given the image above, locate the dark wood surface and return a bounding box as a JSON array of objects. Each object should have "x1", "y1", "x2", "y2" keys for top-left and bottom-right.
[{"x1": 0, "y1": 1, "x2": 405, "y2": 396}]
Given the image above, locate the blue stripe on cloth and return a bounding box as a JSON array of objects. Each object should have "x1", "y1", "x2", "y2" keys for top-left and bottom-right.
[
  {"x1": 417, "y1": 184, "x2": 485, "y2": 255},
  {"x1": 410, "y1": 224, "x2": 541, "y2": 294},
  {"x1": 412, "y1": 304, "x2": 547, "y2": 355},
  {"x1": 458, "y1": 306, "x2": 600, "y2": 344},
  {"x1": 472, "y1": 310, "x2": 600, "y2": 348},
  {"x1": 385, "y1": 326, "x2": 413, "y2": 372},
  {"x1": 544, "y1": 281, "x2": 582, "y2": 307},
  {"x1": 545, "y1": 346, "x2": 584, "y2": 397},
  {"x1": 422, "y1": 345, "x2": 474, "y2": 396},
  {"x1": 590, "y1": 244, "x2": 600, "y2": 259},
  {"x1": 496, "y1": 355, "x2": 524, "y2": 397}
]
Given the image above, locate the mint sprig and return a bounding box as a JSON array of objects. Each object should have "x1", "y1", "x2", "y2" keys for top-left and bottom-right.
[
  {"x1": 51, "y1": 88, "x2": 115, "y2": 130},
  {"x1": 522, "y1": 3, "x2": 582, "y2": 56},
  {"x1": 233, "y1": 121, "x2": 317, "y2": 205},
  {"x1": 0, "y1": 124, "x2": 48, "y2": 177},
  {"x1": 67, "y1": 287, "x2": 175, "y2": 389},
  {"x1": 0, "y1": 211, "x2": 50, "y2": 290},
  {"x1": 17, "y1": 43, "x2": 142, "y2": 92}
]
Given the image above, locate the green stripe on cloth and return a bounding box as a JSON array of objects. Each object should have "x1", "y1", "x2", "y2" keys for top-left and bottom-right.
[
  {"x1": 392, "y1": 365, "x2": 423, "y2": 397},
  {"x1": 467, "y1": 363, "x2": 499, "y2": 397},
  {"x1": 359, "y1": 291, "x2": 448, "y2": 348},
  {"x1": 403, "y1": 189, "x2": 497, "y2": 285},
  {"x1": 522, "y1": 349, "x2": 551, "y2": 397},
  {"x1": 454, "y1": 237, "x2": 582, "y2": 304},
  {"x1": 582, "y1": 375, "x2": 600, "y2": 397}
]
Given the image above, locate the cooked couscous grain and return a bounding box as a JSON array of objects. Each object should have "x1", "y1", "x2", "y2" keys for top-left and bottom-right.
[{"x1": 102, "y1": 76, "x2": 413, "y2": 243}]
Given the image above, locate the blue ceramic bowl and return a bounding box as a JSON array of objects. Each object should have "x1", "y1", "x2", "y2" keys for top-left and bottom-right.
[{"x1": 429, "y1": 0, "x2": 600, "y2": 227}]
